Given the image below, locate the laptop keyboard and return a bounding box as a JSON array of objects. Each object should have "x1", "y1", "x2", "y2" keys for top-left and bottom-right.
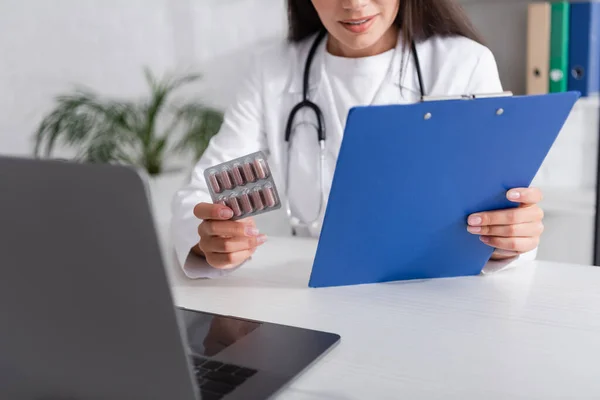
[{"x1": 192, "y1": 356, "x2": 257, "y2": 400}]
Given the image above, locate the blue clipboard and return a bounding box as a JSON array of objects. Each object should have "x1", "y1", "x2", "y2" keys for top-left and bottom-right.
[{"x1": 308, "y1": 91, "x2": 580, "y2": 288}]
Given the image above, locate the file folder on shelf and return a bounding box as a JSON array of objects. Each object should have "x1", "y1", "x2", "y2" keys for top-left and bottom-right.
[
  {"x1": 527, "y1": 2, "x2": 551, "y2": 94},
  {"x1": 308, "y1": 91, "x2": 580, "y2": 288},
  {"x1": 568, "y1": 1, "x2": 600, "y2": 97},
  {"x1": 549, "y1": 2, "x2": 570, "y2": 92}
]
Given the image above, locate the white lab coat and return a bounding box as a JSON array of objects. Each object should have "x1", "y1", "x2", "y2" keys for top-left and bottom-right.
[{"x1": 171, "y1": 31, "x2": 537, "y2": 279}]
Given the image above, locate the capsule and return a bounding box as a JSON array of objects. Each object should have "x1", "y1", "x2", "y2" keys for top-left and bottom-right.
[
  {"x1": 226, "y1": 196, "x2": 242, "y2": 217},
  {"x1": 231, "y1": 163, "x2": 245, "y2": 186},
  {"x1": 239, "y1": 191, "x2": 253, "y2": 214},
  {"x1": 219, "y1": 168, "x2": 233, "y2": 190},
  {"x1": 261, "y1": 184, "x2": 277, "y2": 208},
  {"x1": 252, "y1": 158, "x2": 269, "y2": 179},
  {"x1": 208, "y1": 171, "x2": 221, "y2": 193},
  {"x1": 250, "y1": 188, "x2": 264, "y2": 211},
  {"x1": 242, "y1": 161, "x2": 256, "y2": 183}
]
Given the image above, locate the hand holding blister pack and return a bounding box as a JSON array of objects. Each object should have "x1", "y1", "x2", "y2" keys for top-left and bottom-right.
[{"x1": 204, "y1": 151, "x2": 281, "y2": 219}]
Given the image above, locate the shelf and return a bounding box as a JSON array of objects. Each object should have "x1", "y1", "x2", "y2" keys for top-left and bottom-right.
[{"x1": 459, "y1": 0, "x2": 597, "y2": 5}]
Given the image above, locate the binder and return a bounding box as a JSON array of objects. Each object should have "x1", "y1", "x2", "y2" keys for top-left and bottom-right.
[
  {"x1": 527, "y1": 2, "x2": 551, "y2": 94},
  {"x1": 549, "y1": 2, "x2": 570, "y2": 92},
  {"x1": 308, "y1": 91, "x2": 580, "y2": 288},
  {"x1": 568, "y1": 1, "x2": 600, "y2": 97}
]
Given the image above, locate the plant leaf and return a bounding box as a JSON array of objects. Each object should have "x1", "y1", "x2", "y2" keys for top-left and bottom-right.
[
  {"x1": 33, "y1": 67, "x2": 219, "y2": 174},
  {"x1": 143, "y1": 67, "x2": 156, "y2": 91},
  {"x1": 34, "y1": 88, "x2": 143, "y2": 161},
  {"x1": 174, "y1": 104, "x2": 224, "y2": 160},
  {"x1": 143, "y1": 136, "x2": 167, "y2": 175},
  {"x1": 140, "y1": 71, "x2": 203, "y2": 155},
  {"x1": 85, "y1": 139, "x2": 118, "y2": 163}
]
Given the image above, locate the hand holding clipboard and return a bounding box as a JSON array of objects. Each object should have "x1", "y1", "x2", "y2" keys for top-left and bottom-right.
[{"x1": 424, "y1": 92, "x2": 545, "y2": 261}]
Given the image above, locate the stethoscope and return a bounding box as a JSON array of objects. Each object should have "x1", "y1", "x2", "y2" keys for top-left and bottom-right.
[{"x1": 284, "y1": 29, "x2": 426, "y2": 233}]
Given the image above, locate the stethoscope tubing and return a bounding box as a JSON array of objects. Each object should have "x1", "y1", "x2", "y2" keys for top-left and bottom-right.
[{"x1": 284, "y1": 29, "x2": 425, "y2": 231}]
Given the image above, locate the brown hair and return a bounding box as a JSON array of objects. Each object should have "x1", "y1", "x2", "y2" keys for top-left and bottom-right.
[{"x1": 287, "y1": 0, "x2": 484, "y2": 46}]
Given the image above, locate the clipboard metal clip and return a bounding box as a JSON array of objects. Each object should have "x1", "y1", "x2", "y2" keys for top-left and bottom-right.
[{"x1": 421, "y1": 91, "x2": 513, "y2": 102}]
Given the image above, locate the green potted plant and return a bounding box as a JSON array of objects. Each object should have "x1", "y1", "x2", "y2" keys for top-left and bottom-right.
[{"x1": 33, "y1": 68, "x2": 224, "y2": 224}]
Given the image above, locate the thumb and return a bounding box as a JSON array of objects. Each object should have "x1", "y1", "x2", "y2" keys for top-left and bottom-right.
[{"x1": 193, "y1": 202, "x2": 234, "y2": 220}]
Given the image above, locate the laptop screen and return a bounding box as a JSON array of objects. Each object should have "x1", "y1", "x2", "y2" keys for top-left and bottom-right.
[{"x1": 178, "y1": 309, "x2": 261, "y2": 357}]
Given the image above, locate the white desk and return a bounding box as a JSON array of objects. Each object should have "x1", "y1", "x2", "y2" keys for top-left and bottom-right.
[{"x1": 165, "y1": 236, "x2": 600, "y2": 400}]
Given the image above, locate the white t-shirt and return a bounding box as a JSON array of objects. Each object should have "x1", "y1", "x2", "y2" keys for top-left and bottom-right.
[{"x1": 324, "y1": 48, "x2": 395, "y2": 127}]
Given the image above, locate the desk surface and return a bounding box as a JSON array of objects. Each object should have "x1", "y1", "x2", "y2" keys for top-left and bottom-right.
[{"x1": 165, "y1": 236, "x2": 600, "y2": 400}]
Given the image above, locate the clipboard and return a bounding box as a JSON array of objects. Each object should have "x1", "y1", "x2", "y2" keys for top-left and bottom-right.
[{"x1": 308, "y1": 91, "x2": 581, "y2": 288}]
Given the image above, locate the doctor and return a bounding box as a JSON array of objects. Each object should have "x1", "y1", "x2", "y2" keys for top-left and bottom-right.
[{"x1": 171, "y1": 0, "x2": 544, "y2": 278}]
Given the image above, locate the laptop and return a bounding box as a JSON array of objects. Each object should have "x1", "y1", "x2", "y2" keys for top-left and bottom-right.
[{"x1": 0, "y1": 156, "x2": 340, "y2": 400}]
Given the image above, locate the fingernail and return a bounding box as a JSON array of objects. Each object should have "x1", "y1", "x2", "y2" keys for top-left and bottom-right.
[
  {"x1": 480, "y1": 236, "x2": 490, "y2": 243},
  {"x1": 467, "y1": 226, "x2": 481, "y2": 234},
  {"x1": 257, "y1": 234, "x2": 267, "y2": 244},
  {"x1": 245, "y1": 226, "x2": 259, "y2": 236},
  {"x1": 508, "y1": 191, "x2": 521, "y2": 200},
  {"x1": 219, "y1": 209, "x2": 233, "y2": 218},
  {"x1": 468, "y1": 215, "x2": 482, "y2": 226}
]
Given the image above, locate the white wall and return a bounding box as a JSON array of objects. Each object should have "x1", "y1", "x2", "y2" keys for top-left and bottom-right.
[
  {"x1": 464, "y1": 2, "x2": 530, "y2": 94},
  {"x1": 0, "y1": 0, "x2": 287, "y2": 157},
  {"x1": 0, "y1": 0, "x2": 171, "y2": 156}
]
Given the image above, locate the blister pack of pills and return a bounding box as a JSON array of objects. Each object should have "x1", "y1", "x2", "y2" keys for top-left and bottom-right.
[{"x1": 204, "y1": 151, "x2": 281, "y2": 220}]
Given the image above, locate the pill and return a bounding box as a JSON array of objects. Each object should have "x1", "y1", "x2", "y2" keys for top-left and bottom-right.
[
  {"x1": 231, "y1": 163, "x2": 245, "y2": 186},
  {"x1": 239, "y1": 192, "x2": 253, "y2": 214},
  {"x1": 242, "y1": 162, "x2": 256, "y2": 183},
  {"x1": 262, "y1": 185, "x2": 277, "y2": 208},
  {"x1": 250, "y1": 188, "x2": 264, "y2": 211},
  {"x1": 226, "y1": 196, "x2": 242, "y2": 217},
  {"x1": 216, "y1": 197, "x2": 227, "y2": 207},
  {"x1": 219, "y1": 169, "x2": 233, "y2": 190},
  {"x1": 252, "y1": 158, "x2": 269, "y2": 179},
  {"x1": 208, "y1": 171, "x2": 221, "y2": 193}
]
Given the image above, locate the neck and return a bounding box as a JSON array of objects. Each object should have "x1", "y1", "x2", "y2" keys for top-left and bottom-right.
[{"x1": 327, "y1": 27, "x2": 398, "y2": 58}]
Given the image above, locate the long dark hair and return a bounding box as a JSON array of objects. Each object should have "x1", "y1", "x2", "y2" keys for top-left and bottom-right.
[{"x1": 287, "y1": 0, "x2": 484, "y2": 46}]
